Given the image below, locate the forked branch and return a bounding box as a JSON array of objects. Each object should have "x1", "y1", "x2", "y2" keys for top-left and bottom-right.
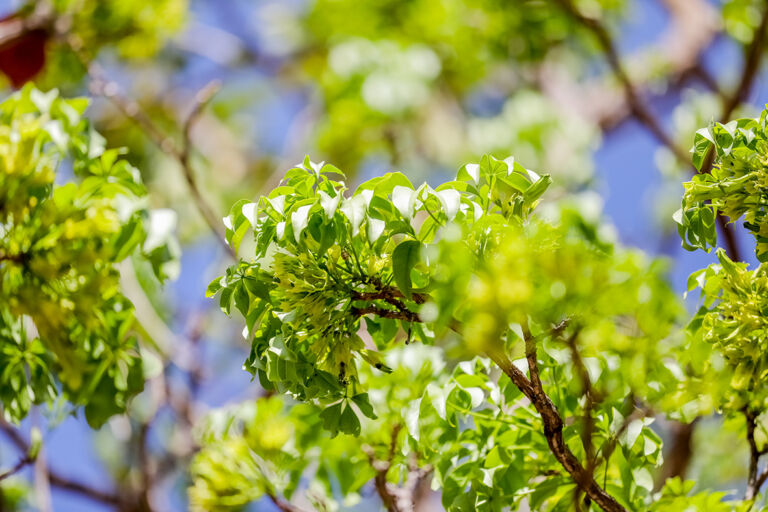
[{"x1": 354, "y1": 284, "x2": 625, "y2": 512}]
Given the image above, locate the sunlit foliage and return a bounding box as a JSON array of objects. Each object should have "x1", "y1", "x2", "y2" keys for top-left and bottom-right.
[
  {"x1": 0, "y1": 86, "x2": 177, "y2": 427},
  {"x1": 196, "y1": 155, "x2": 724, "y2": 510}
]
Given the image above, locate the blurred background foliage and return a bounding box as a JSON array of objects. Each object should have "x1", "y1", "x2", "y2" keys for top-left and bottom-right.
[{"x1": 1, "y1": 0, "x2": 768, "y2": 510}]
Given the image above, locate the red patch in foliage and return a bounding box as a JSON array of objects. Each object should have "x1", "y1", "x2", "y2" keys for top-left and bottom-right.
[{"x1": 0, "y1": 15, "x2": 49, "y2": 88}]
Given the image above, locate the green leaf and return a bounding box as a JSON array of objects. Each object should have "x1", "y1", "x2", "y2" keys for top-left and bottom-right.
[
  {"x1": 351, "y1": 393, "x2": 377, "y2": 420},
  {"x1": 691, "y1": 127, "x2": 714, "y2": 171},
  {"x1": 320, "y1": 402, "x2": 343, "y2": 436},
  {"x1": 524, "y1": 174, "x2": 552, "y2": 204},
  {"x1": 392, "y1": 240, "x2": 422, "y2": 299},
  {"x1": 458, "y1": 163, "x2": 480, "y2": 185},
  {"x1": 339, "y1": 403, "x2": 361, "y2": 436},
  {"x1": 405, "y1": 396, "x2": 422, "y2": 441}
]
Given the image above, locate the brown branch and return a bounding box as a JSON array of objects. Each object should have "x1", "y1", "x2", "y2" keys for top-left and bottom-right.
[
  {"x1": 362, "y1": 440, "x2": 401, "y2": 512},
  {"x1": 65, "y1": 38, "x2": 235, "y2": 259},
  {"x1": 353, "y1": 287, "x2": 428, "y2": 306},
  {"x1": 0, "y1": 419, "x2": 122, "y2": 506},
  {"x1": 177, "y1": 80, "x2": 233, "y2": 257},
  {"x1": 362, "y1": 424, "x2": 426, "y2": 512},
  {"x1": 564, "y1": 330, "x2": 601, "y2": 477},
  {"x1": 91, "y1": 74, "x2": 233, "y2": 258},
  {"x1": 136, "y1": 421, "x2": 153, "y2": 510},
  {"x1": 554, "y1": 0, "x2": 744, "y2": 264},
  {"x1": 0, "y1": 454, "x2": 34, "y2": 482},
  {"x1": 691, "y1": 2, "x2": 768, "y2": 263},
  {"x1": 523, "y1": 326, "x2": 599, "y2": 508},
  {"x1": 556, "y1": 0, "x2": 768, "y2": 487},
  {"x1": 265, "y1": 491, "x2": 307, "y2": 512},
  {"x1": 387, "y1": 424, "x2": 403, "y2": 464},
  {"x1": 46, "y1": 473, "x2": 121, "y2": 507},
  {"x1": 689, "y1": 64, "x2": 725, "y2": 98},
  {"x1": 487, "y1": 349, "x2": 625, "y2": 512},
  {"x1": 541, "y1": 0, "x2": 719, "y2": 131},
  {"x1": 352, "y1": 304, "x2": 420, "y2": 323},
  {"x1": 553, "y1": 0, "x2": 689, "y2": 164},
  {"x1": 0, "y1": 3, "x2": 55, "y2": 52},
  {"x1": 0, "y1": 253, "x2": 28, "y2": 264},
  {"x1": 744, "y1": 407, "x2": 768, "y2": 500},
  {"x1": 755, "y1": 465, "x2": 768, "y2": 498},
  {"x1": 0, "y1": 419, "x2": 27, "y2": 454},
  {"x1": 722, "y1": 2, "x2": 768, "y2": 121},
  {"x1": 655, "y1": 418, "x2": 698, "y2": 486},
  {"x1": 523, "y1": 326, "x2": 544, "y2": 392},
  {"x1": 655, "y1": 2, "x2": 768, "y2": 487},
  {"x1": 359, "y1": 296, "x2": 624, "y2": 510},
  {"x1": 695, "y1": 1, "x2": 768, "y2": 263}
]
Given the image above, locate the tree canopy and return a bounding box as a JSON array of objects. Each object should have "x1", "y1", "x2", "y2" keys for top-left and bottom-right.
[{"x1": 3, "y1": 1, "x2": 768, "y2": 512}]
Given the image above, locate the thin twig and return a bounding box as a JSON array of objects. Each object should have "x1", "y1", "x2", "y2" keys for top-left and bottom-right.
[
  {"x1": 553, "y1": 0, "x2": 688, "y2": 163},
  {"x1": 0, "y1": 419, "x2": 122, "y2": 506},
  {"x1": 352, "y1": 304, "x2": 420, "y2": 323},
  {"x1": 177, "y1": 80, "x2": 233, "y2": 257},
  {"x1": 265, "y1": 491, "x2": 307, "y2": 512},
  {"x1": 0, "y1": 454, "x2": 34, "y2": 482},
  {"x1": 554, "y1": 0, "x2": 744, "y2": 263},
  {"x1": 66, "y1": 37, "x2": 235, "y2": 258},
  {"x1": 564, "y1": 330, "x2": 600, "y2": 477}
]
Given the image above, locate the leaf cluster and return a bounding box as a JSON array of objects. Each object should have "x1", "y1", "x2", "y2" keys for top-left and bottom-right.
[{"x1": 0, "y1": 86, "x2": 178, "y2": 427}]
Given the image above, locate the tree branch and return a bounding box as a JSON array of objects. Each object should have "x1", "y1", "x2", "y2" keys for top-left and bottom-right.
[
  {"x1": 487, "y1": 349, "x2": 626, "y2": 512},
  {"x1": 362, "y1": 424, "x2": 428, "y2": 512},
  {"x1": 65, "y1": 37, "x2": 235, "y2": 259},
  {"x1": 564, "y1": 330, "x2": 601, "y2": 478},
  {"x1": 553, "y1": 0, "x2": 689, "y2": 164},
  {"x1": 357, "y1": 293, "x2": 624, "y2": 510},
  {"x1": 0, "y1": 454, "x2": 34, "y2": 482},
  {"x1": 363, "y1": 444, "x2": 402, "y2": 512},
  {"x1": 555, "y1": 0, "x2": 768, "y2": 486},
  {"x1": 722, "y1": 2, "x2": 768, "y2": 121},
  {"x1": 265, "y1": 491, "x2": 308, "y2": 512},
  {"x1": 539, "y1": 0, "x2": 719, "y2": 132},
  {"x1": 755, "y1": 465, "x2": 768, "y2": 499},
  {"x1": 692, "y1": 1, "x2": 768, "y2": 263},
  {"x1": 0, "y1": 2, "x2": 54, "y2": 52},
  {"x1": 744, "y1": 407, "x2": 767, "y2": 500},
  {"x1": 0, "y1": 419, "x2": 122, "y2": 506},
  {"x1": 352, "y1": 304, "x2": 420, "y2": 323},
  {"x1": 554, "y1": 0, "x2": 744, "y2": 264}
]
